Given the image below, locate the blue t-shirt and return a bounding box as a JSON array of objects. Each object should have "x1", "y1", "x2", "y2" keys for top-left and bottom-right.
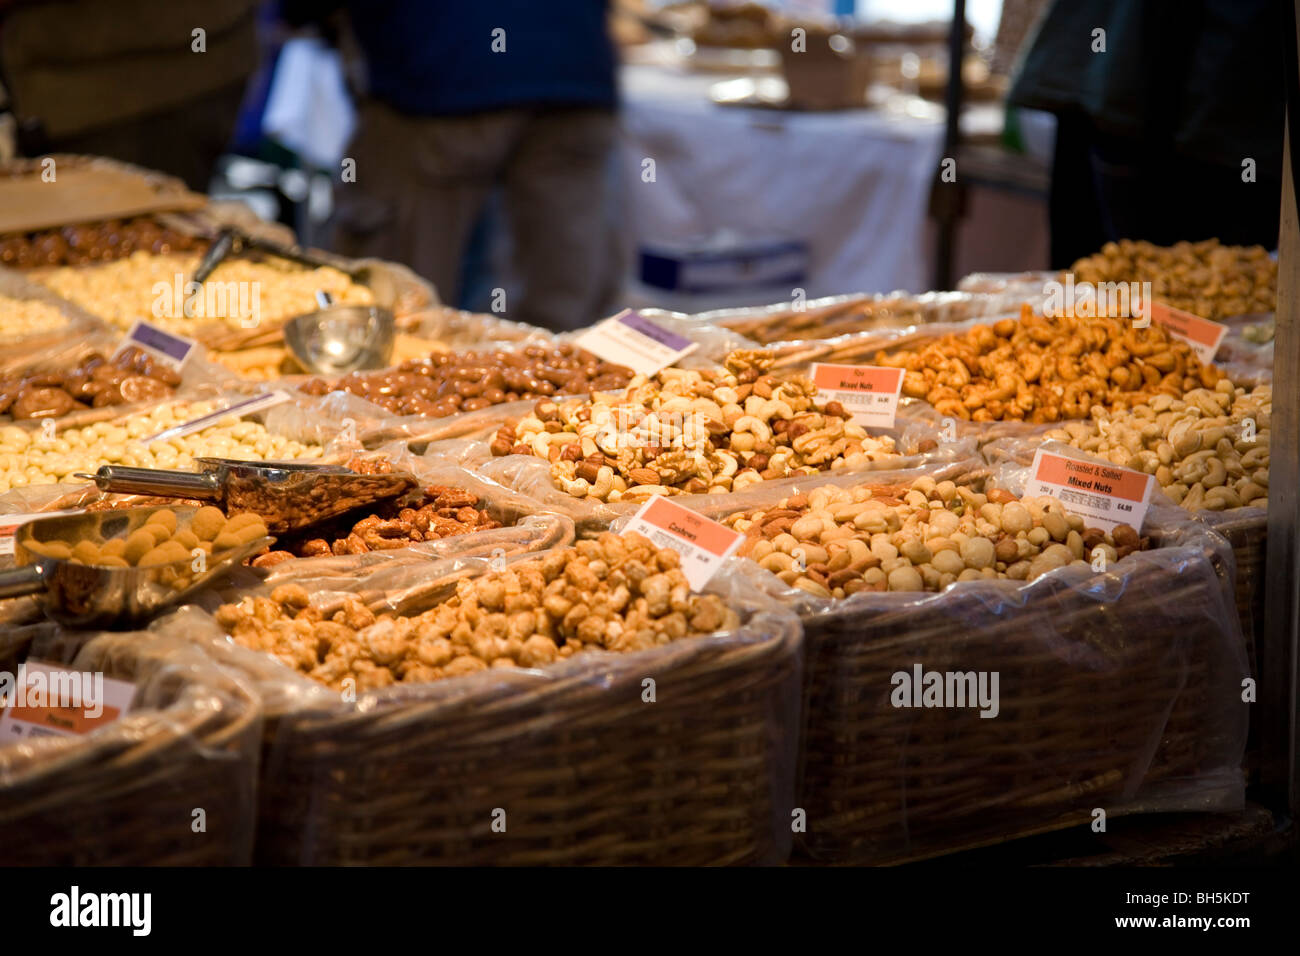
[{"x1": 343, "y1": 0, "x2": 617, "y2": 116}]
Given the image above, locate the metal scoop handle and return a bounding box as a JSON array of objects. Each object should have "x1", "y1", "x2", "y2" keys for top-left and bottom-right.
[
  {"x1": 192, "y1": 228, "x2": 238, "y2": 284},
  {"x1": 0, "y1": 564, "x2": 46, "y2": 599},
  {"x1": 75, "y1": 465, "x2": 223, "y2": 501},
  {"x1": 192, "y1": 227, "x2": 364, "y2": 284}
]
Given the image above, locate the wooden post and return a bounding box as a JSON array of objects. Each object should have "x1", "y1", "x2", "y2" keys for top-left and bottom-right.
[{"x1": 1262, "y1": 0, "x2": 1300, "y2": 814}]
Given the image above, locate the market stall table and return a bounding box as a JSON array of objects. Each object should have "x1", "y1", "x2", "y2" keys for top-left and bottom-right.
[{"x1": 619, "y1": 61, "x2": 945, "y2": 310}]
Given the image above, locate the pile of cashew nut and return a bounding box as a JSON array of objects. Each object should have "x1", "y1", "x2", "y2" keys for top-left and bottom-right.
[
  {"x1": 490, "y1": 350, "x2": 901, "y2": 501},
  {"x1": 874, "y1": 305, "x2": 1221, "y2": 423},
  {"x1": 1069, "y1": 238, "x2": 1276, "y2": 320},
  {"x1": 1045, "y1": 381, "x2": 1270, "y2": 511}
]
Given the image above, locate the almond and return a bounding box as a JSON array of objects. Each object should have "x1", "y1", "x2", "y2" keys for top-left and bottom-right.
[{"x1": 628, "y1": 467, "x2": 660, "y2": 486}]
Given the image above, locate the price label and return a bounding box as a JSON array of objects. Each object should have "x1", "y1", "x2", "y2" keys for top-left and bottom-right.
[
  {"x1": 1024, "y1": 449, "x2": 1153, "y2": 533},
  {"x1": 1144, "y1": 302, "x2": 1227, "y2": 365},
  {"x1": 114, "y1": 320, "x2": 198, "y2": 370},
  {"x1": 141, "y1": 390, "x2": 293, "y2": 443},
  {"x1": 0, "y1": 661, "x2": 136, "y2": 740},
  {"x1": 623, "y1": 496, "x2": 743, "y2": 591},
  {"x1": 575, "y1": 310, "x2": 699, "y2": 377},
  {"x1": 0, "y1": 510, "x2": 82, "y2": 556},
  {"x1": 810, "y1": 363, "x2": 904, "y2": 428}
]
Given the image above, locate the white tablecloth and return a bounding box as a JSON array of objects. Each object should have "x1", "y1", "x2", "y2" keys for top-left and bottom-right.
[{"x1": 619, "y1": 63, "x2": 945, "y2": 310}]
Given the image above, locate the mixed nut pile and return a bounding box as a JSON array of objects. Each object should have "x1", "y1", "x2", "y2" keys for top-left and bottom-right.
[
  {"x1": 875, "y1": 306, "x2": 1221, "y2": 422},
  {"x1": 0, "y1": 228, "x2": 1275, "y2": 695},
  {"x1": 251, "y1": 485, "x2": 501, "y2": 567},
  {"x1": 490, "y1": 350, "x2": 901, "y2": 500},
  {"x1": 218, "y1": 532, "x2": 740, "y2": 691},
  {"x1": 300, "y1": 344, "x2": 631, "y2": 417},
  {"x1": 1069, "y1": 238, "x2": 1276, "y2": 320},
  {"x1": 0, "y1": 348, "x2": 180, "y2": 420},
  {"x1": 1045, "y1": 381, "x2": 1270, "y2": 511},
  {"x1": 725, "y1": 477, "x2": 1146, "y2": 597}
]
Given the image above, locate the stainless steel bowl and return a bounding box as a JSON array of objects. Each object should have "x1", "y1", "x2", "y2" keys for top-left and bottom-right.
[{"x1": 284, "y1": 304, "x2": 395, "y2": 375}]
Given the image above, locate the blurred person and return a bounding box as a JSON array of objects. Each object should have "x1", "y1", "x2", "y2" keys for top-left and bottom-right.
[
  {"x1": 0, "y1": 0, "x2": 259, "y2": 191},
  {"x1": 1007, "y1": 0, "x2": 1283, "y2": 267},
  {"x1": 284, "y1": 0, "x2": 621, "y2": 332}
]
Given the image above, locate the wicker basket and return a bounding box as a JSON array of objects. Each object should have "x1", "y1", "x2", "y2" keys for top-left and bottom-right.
[
  {"x1": 164, "y1": 560, "x2": 803, "y2": 866},
  {"x1": 980, "y1": 437, "x2": 1268, "y2": 678},
  {"x1": 1202, "y1": 509, "x2": 1266, "y2": 676},
  {"x1": 790, "y1": 539, "x2": 1248, "y2": 863},
  {"x1": 0, "y1": 626, "x2": 261, "y2": 865}
]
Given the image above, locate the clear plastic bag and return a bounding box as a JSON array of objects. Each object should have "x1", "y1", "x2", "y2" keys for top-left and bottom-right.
[
  {"x1": 670, "y1": 287, "x2": 1036, "y2": 347},
  {"x1": 0, "y1": 300, "x2": 258, "y2": 431},
  {"x1": 239, "y1": 447, "x2": 576, "y2": 612},
  {"x1": 981, "y1": 432, "x2": 1269, "y2": 676},
  {"x1": 394, "y1": 302, "x2": 551, "y2": 347},
  {"x1": 718, "y1": 448, "x2": 1248, "y2": 863},
  {"x1": 0, "y1": 264, "x2": 116, "y2": 358},
  {"x1": 0, "y1": 622, "x2": 262, "y2": 865},
  {"x1": 148, "y1": 542, "x2": 804, "y2": 865},
  {"x1": 557, "y1": 307, "x2": 762, "y2": 366},
  {"x1": 0, "y1": 391, "x2": 351, "y2": 528},
  {"x1": 456, "y1": 421, "x2": 977, "y2": 537},
  {"x1": 290, "y1": 309, "x2": 764, "y2": 446}
]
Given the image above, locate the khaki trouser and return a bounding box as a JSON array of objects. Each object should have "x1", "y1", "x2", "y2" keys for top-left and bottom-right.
[{"x1": 333, "y1": 100, "x2": 621, "y2": 332}]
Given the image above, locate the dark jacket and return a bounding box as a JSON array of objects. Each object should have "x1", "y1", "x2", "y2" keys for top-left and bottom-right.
[
  {"x1": 1007, "y1": 0, "x2": 1283, "y2": 169},
  {"x1": 285, "y1": 0, "x2": 617, "y2": 116},
  {"x1": 1, "y1": 0, "x2": 258, "y2": 138}
]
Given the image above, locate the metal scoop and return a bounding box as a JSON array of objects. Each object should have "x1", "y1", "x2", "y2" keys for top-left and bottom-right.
[
  {"x1": 74, "y1": 458, "x2": 419, "y2": 533},
  {"x1": 284, "y1": 303, "x2": 396, "y2": 374},
  {"x1": 192, "y1": 226, "x2": 369, "y2": 284},
  {"x1": 0, "y1": 506, "x2": 273, "y2": 628}
]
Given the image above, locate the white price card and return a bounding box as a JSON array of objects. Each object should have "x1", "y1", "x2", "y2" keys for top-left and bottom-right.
[
  {"x1": 1143, "y1": 302, "x2": 1227, "y2": 365},
  {"x1": 810, "y1": 363, "x2": 904, "y2": 428},
  {"x1": 141, "y1": 390, "x2": 293, "y2": 443},
  {"x1": 1024, "y1": 449, "x2": 1154, "y2": 533},
  {"x1": 0, "y1": 510, "x2": 82, "y2": 556},
  {"x1": 113, "y1": 320, "x2": 198, "y2": 370},
  {"x1": 0, "y1": 661, "x2": 136, "y2": 741},
  {"x1": 575, "y1": 309, "x2": 699, "y2": 377},
  {"x1": 623, "y1": 496, "x2": 743, "y2": 591}
]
